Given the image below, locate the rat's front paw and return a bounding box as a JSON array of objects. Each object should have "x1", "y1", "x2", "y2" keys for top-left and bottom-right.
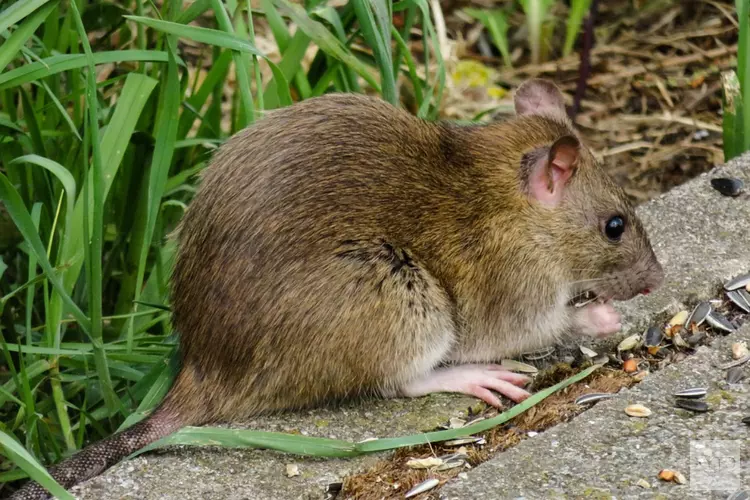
[
  {"x1": 574, "y1": 301, "x2": 622, "y2": 338},
  {"x1": 400, "y1": 364, "x2": 531, "y2": 408}
]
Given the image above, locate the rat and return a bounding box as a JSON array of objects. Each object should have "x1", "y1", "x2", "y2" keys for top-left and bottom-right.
[{"x1": 10, "y1": 78, "x2": 663, "y2": 499}]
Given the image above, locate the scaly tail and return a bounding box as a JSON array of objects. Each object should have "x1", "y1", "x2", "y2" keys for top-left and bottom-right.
[{"x1": 8, "y1": 369, "x2": 202, "y2": 500}]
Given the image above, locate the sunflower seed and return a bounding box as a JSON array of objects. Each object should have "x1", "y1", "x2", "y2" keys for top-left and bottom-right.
[
  {"x1": 733, "y1": 342, "x2": 749, "y2": 360},
  {"x1": 636, "y1": 478, "x2": 651, "y2": 489},
  {"x1": 669, "y1": 310, "x2": 689, "y2": 327},
  {"x1": 500, "y1": 359, "x2": 538, "y2": 374},
  {"x1": 686, "y1": 301, "x2": 711, "y2": 327},
  {"x1": 711, "y1": 177, "x2": 744, "y2": 197},
  {"x1": 706, "y1": 311, "x2": 736, "y2": 333},
  {"x1": 522, "y1": 346, "x2": 555, "y2": 361},
  {"x1": 727, "y1": 490, "x2": 750, "y2": 500},
  {"x1": 727, "y1": 290, "x2": 750, "y2": 313},
  {"x1": 644, "y1": 326, "x2": 663, "y2": 347},
  {"x1": 405, "y1": 478, "x2": 440, "y2": 498},
  {"x1": 740, "y1": 288, "x2": 750, "y2": 305},
  {"x1": 674, "y1": 387, "x2": 707, "y2": 398},
  {"x1": 674, "y1": 471, "x2": 687, "y2": 484},
  {"x1": 725, "y1": 272, "x2": 750, "y2": 291},
  {"x1": 436, "y1": 459, "x2": 466, "y2": 471},
  {"x1": 617, "y1": 334, "x2": 642, "y2": 351},
  {"x1": 742, "y1": 416, "x2": 750, "y2": 426},
  {"x1": 579, "y1": 345, "x2": 598, "y2": 358},
  {"x1": 406, "y1": 457, "x2": 443, "y2": 469},
  {"x1": 439, "y1": 451, "x2": 469, "y2": 462},
  {"x1": 443, "y1": 437, "x2": 482, "y2": 446},
  {"x1": 675, "y1": 399, "x2": 709, "y2": 412},
  {"x1": 727, "y1": 366, "x2": 745, "y2": 384},
  {"x1": 625, "y1": 404, "x2": 652, "y2": 417},
  {"x1": 575, "y1": 393, "x2": 614, "y2": 405},
  {"x1": 593, "y1": 354, "x2": 610, "y2": 365},
  {"x1": 673, "y1": 333, "x2": 689, "y2": 348},
  {"x1": 719, "y1": 354, "x2": 750, "y2": 369},
  {"x1": 285, "y1": 464, "x2": 300, "y2": 477}
]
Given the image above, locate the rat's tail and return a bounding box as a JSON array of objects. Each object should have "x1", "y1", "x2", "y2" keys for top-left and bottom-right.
[{"x1": 9, "y1": 373, "x2": 198, "y2": 500}]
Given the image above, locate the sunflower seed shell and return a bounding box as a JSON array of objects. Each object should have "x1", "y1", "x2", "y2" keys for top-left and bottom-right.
[
  {"x1": 575, "y1": 393, "x2": 615, "y2": 405},
  {"x1": 706, "y1": 311, "x2": 736, "y2": 333},
  {"x1": 686, "y1": 301, "x2": 711, "y2": 327},
  {"x1": 675, "y1": 399, "x2": 709, "y2": 412},
  {"x1": 499, "y1": 359, "x2": 539, "y2": 374},
  {"x1": 617, "y1": 334, "x2": 642, "y2": 351},
  {"x1": 725, "y1": 272, "x2": 750, "y2": 291},
  {"x1": 674, "y1": 388, "x2": 707, "y2": 398},
  {"x1": 727, "y1": 290, "x2": 750, "y2": 313},
  {"x1": 405, "y1": 478, "x2": 440, "y2": 498}
]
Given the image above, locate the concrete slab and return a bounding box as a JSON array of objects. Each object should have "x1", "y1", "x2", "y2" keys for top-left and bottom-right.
[
  {"x1": 71, "y1": 153, "x2": 750, "y2": 499},
  {"x1": 441, "y1": 325, "x2": 750, "y2": 500}
]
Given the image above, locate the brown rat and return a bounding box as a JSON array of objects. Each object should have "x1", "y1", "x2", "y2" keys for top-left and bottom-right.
[{"x1": 11, "y1": 79, "x2": 663, "y2": 499}]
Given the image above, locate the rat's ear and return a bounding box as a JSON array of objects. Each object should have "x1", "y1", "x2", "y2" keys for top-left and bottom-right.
[
  {"x1": 514, "y1": 79, "x2": 568, "y2": 118},
  {"x1": 527, "y1": 135, "x2": 580, "y2": 207}
]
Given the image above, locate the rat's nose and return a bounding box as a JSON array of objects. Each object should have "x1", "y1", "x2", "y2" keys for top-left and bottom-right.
[{"x1": 641, "y1": 288, "x2": 651, "y2": 296}]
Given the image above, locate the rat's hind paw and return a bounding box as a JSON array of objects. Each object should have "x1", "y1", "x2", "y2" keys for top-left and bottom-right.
[
  {"x1": 400, "y1": 364, "x2": 531, "y2": 408},
  {"x1": 574, "y1": 301, "x2": 622, "y2": 338}
]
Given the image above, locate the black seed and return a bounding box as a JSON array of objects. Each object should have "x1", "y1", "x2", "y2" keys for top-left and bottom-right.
[
  {"x1": 742, "y1": 416, "x2": 750, "y2": 426},
  {"x1": 686, "y1": 331, "x2": 706, "y2": 346},
  {"x1": 727, "y1": 366, "x2": 745, "y2": 384},
  {"x1": 675, "y1": 399, "x2": 709, "y2": 412},
  {"x1": 644, "y1": 326, "x2": 663, "y2": 347},
  {"x1": 711, "y1": 177, "x2": 744, "y2": 197}
]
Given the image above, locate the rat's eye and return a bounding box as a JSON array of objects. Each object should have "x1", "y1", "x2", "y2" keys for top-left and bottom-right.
[{"x1": 604, "y1": 216, "x2": 625, "y2": 241}]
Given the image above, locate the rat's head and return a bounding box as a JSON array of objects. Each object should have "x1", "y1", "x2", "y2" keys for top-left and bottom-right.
[{"x1": 511, "y1": 79, "x2": 664, "y2": 302}]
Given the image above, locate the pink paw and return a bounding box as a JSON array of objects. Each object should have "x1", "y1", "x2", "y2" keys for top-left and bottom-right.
[
  {"x1": 400, "y1": 364, "x2": 531, "y2": 408},
  {"x1": 575, "y1": 301, "x2": 622, "y2": 338}
]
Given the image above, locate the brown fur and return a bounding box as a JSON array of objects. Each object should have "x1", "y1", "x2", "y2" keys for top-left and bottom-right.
[{"x1": 11, "y1": 80, "x2": 663, "y2": 499}]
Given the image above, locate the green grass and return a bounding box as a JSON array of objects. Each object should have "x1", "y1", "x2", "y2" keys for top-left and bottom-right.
[
  {"x1": 0, "y1": 0, "x2": 447, "y2": 493},
  {"x1": 722, "y1": 0, "x2": 750, "y2": 160}
]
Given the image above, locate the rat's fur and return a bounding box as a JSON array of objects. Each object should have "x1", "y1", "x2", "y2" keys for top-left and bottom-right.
[{"x1": 11, "y1": 80, "x2": 663, "y2": 499}]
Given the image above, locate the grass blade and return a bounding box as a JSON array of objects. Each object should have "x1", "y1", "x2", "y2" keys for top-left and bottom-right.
[
  {"x1": 70, "y1": 0, "x2": 118, "y2": 415},
  {"x1": 128, "y1": 44, "x2": 180, "y2": 351},
  {"x1": 124, "y1": 15, "x2": 265, "y2": 57},
  {"x1": 0, "y1": 173, "x2": 90, "y2": 333},
  {"x1": 355, "y1": 363, "x2": 601, "y2": 452},
  {"x1": 463, "y1": 8, "x2": 511, "y2": 68},
  {"x1": 0, "y1": 430, "x2": 74, "y2": 500},
  {"x1": 0, "y1": 51, "x2": 171, "y2": 91},
  {"x1": 134, "y1": 365, "x2": 600, "y2": 459},
  {"x1": 352, "y1": 0, "x2": 396, "y2": 104},
  {"x1": 563, "y1": 0, "x2": 592, "y2": 57},
  {"x1": 272, "y1": 0, "x2": 381, "y2": 92},
  {"x1": 0, "y1": 1, "x2": 58, "y2": 73},
  {"x1": 722, "y1": 70, "x2": 745, "y2": 160},
  {"x1": 0, "y1": 0, "x2": 52, "y2": 35},
  {"x1": 736, "y1": 0, "x2": 750, "y2": 152}
]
